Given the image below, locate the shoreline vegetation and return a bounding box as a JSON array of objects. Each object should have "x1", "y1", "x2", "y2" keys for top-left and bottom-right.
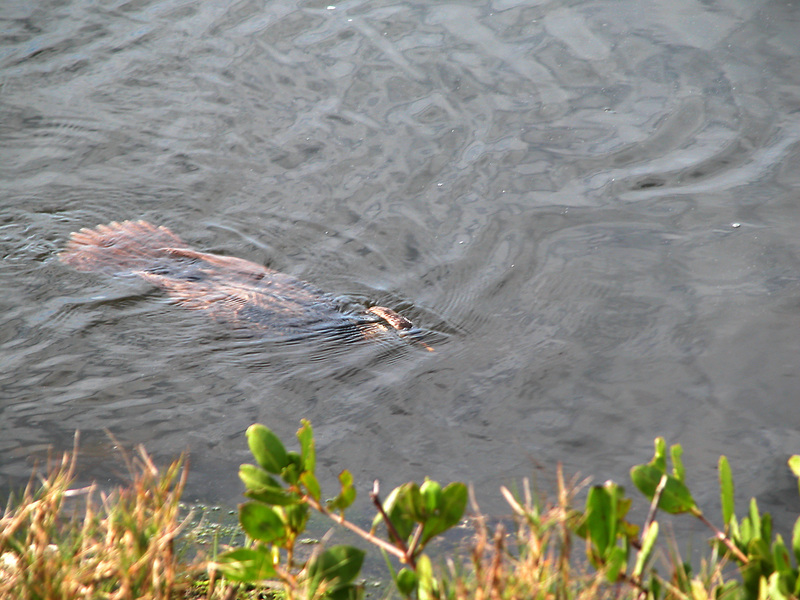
[{"x1": 3, "y1": 423, "x2": 800, "y2": 600}]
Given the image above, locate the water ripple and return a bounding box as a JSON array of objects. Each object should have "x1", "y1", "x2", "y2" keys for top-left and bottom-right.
[{"x1": 2, "y1": 0, "x2": 800, "y2": 524}]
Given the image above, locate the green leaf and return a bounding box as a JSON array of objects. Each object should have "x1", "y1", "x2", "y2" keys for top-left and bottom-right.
[
  {"x1": 585, "y1": 485, "x2": 614, "y2": 558},
  {"x1": 773, "y1": 534, "x2": 792, "y2": 574},
  {"x1": 788, "y1": 455, "x2": 800, "y2": 478},
  {"x1": 439, "y1": 482, "x2": 468, "y2": 523},
  {"x1": 307, "y1": 545, "x2": 365, "y2": 590},
  {"x1": 746, "y1": 536, "x2": 772, "y2": 570},
  {"x1": 245, "y1": 486, "x2": 301, "y2": 506},
  {"x1": 653, "y1": 437, "x2": 668, "y2": 472},
  {"x1": 247, "y1": 424, "x2": 289, "y2": 474},
  {"x1": 741, "y1": 515, "x2": 755, "y2": 546},
  {"x1": 745, "y1": 543, "x2": 765, "y2": 577},
  {"x1": 670, "y1": 444, "x2": 686, "y2": 482},
  {"x1": 618, "y1": 517, "x2": 641, "y2": 543},
  {"x1": 617, "y1": 495, "x2": 633, "y2": 521},
  {"x1": 792, "y1": 518, "x2": 800, "y2": 567},
  {"x1": 371, "y1": 485, "x2": 415, "y2": 542},
  {"x1": 794, "y1": 567, "x2": 800, "y2": 598},
  {"x1": 749, "y1": 497, "x2": 761, "y2": 531},
  {"x1": 762, "y1": 512, "x2": 773, "y2": 546},
  {"x1": 633, "y1": 522, "x2": 659, "y2": 579},
  {"x1": 747, "y1": 498, "x2": 772, "y2": 543},
  {"x1": 281, "y1": 452, "x2": 303, "y2": 485},
  {"x1": 284, "y1": 503, "x2": 309, "y2": 535},
  {"x1": 239, "y1": 463, "x2": 282, "y2": 493},
  {"x1": 789, "y1": 455, "x2": 800, "y2": 497},
  {"x1": 419, "y1": 482, "x2": 468, "y2": 547},
  {"x1": 325, "y1": 585, "x2": 362, "y2": 600},
  {"x1": 297, "y1": 419, "x2": 316, "y2": 474},
  {"x1": 239, "y1": 502, "x2": 286, "y2": 544},
  {"x1": 398, "y1": 482, "x2": 425, "y2": 522},
  {"x1": 213, "y1": 547, "x2": 277, "y2": 582},
  {"x1": 604, "y1": 545, "x2": 627, "y2": 583},
  {"x1": 239, "y1": 464, "x2": 300, "y2": 506},
  {"x1": 718, "y1": 456, "x2": 735, "y2": 530},
  {"x1": 301, "y1": 471, "x2": 322, "y2": 502},
  {"x1": 416, "y1": 554, "x2": 438, "y2": 600},
  {"x1": 768, "y1": 571, "x2": 791, "y2": 600},
  {"x1": 650, "y1": 576, "x2": 662, "y2": 600},
  {"x1": 630, "y1": 464, "x2": 698, "y2": 515},
  {"x1": 729, "y1": 515, "x2": 741, "y2": 543},
  {"x1": 329, "y1": 470, "x2": 357, "y2": 513},
  {"x1": 372, "y1": 486, "x2": 396, "y2": 531},
  {"x1": 396, "y1": 567, "x2": 417, "y2": 597},
  {"x1": 420, "y1": 479, "x2": 442, "y2": 514}
]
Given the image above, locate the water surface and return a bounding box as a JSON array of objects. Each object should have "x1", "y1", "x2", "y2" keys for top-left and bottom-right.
[{"x1": 2, "y1": 0, "x2": 800, "y2": 533}]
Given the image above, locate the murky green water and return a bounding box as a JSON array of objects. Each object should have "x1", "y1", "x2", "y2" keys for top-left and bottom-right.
[{"x1": 2, "y1": 0, "x2": 800, "y2": 534}]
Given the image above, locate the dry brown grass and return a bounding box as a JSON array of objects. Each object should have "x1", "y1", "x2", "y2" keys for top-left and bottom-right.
[
  {"x1": 445, "y1": 469, "x2": 619, "y2": 600},
  {"x1": 0, "y1": 435, "x2": 199, "y2": 600}
]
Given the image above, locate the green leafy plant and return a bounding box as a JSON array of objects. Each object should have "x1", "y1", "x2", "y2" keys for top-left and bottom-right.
[
  {"x1": 627, "y1": 437, "x2": 800, "y2": 600},
  {"x1": 211, "y1": 420, "x2": 467, "y2": 600},
  {"x1": 579, "y1": 480, "x2": 640, "y2": 582},
  {"x1": 714, "y1": 454, "x2": 800, "y2": 599},
  {"x1": 495, "y1": 437, "x2": 800, "y2": 600},
  {"x1": 9, "y1": 429, "x2": 800, "y2": 600}
]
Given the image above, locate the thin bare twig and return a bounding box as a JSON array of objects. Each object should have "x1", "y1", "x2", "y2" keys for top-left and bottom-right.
[
  {"x1": 642, "y1": 474, "x2": 668, "y2": 542},
  {"x1": 302, "y1": 493, "x2": 408, "y2": 563},
  {"x1": 406, "y1": 523, "x2": 424, "y2": 561},
  {"x1": 696, "y1": 512, "x2": 749, "y2": 565},
  {"x1": 370, "y1": 480, "x2": 416, "y2": 568}
]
